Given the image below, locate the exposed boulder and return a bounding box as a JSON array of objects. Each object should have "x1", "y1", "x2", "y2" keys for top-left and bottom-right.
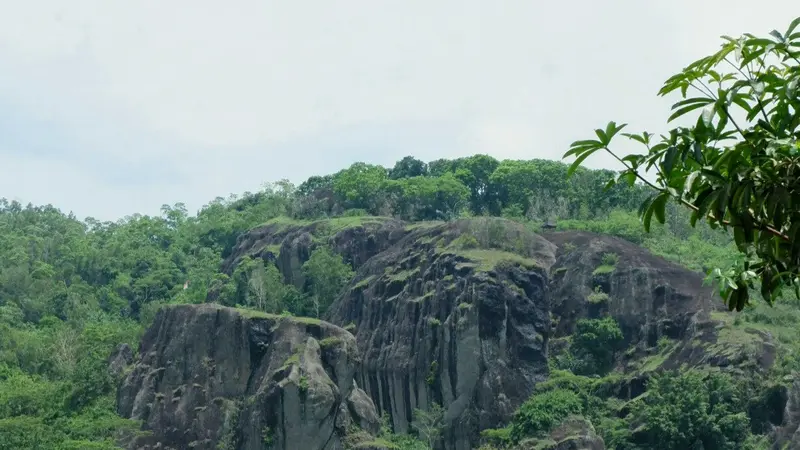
[
  {"x1": 545, "y1": 416, "x2": 605, "y2": 450},
  {"x1": 277, "y1": 229, "x2": 315, "y2": 289},
  {"x1": 220, "y1": 219, "x2": 300, "y2": 274},
  {"x1": 543, "y1": 231, "x2": 721, "y2": 348},
  {"x1": 511, "y1": 416, "x2": 605, "y2": 450},
  {"x1": 325, "y1": 217, "x2": 557, "y2": 450},
  {"x1": 117, "y1": 304, "x2": 380, "y2": 450},
  {"x1": 543, "y1": 231, "x2": 776, "y2": 398}
]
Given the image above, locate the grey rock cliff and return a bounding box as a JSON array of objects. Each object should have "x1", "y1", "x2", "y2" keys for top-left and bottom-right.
[
  {"x1": 117, "y1": 304, "x2": 380, "y2": 450},
  {"x1": 201, "y1": 217, "x2": 764, "y2": 449},
  {"x1": 543, "y1": 231, "x2": 720, "y2": 348},
  {"x1": 325, "y1": 218, "x2": 557, "y2": 450}
]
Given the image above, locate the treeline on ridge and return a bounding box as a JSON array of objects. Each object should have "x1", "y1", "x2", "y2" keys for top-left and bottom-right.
[{"x1": 282, "y1": 155, "x2": 648, "y2": 223}]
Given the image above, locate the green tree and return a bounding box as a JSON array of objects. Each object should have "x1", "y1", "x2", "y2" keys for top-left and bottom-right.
[
  {"x1": 487, "y1": 159, "x2": 615, "y2": 220},
  {"x1": 564, "y1": 17, "x2": 800, "y2": 309},
  {"x1": 390, "y1": 156, "x2": 429, "y2": 179},
  {"x1": 633, "y1": 370, "x2": 750, "y2": 449},
  {"x1": 570, "y1": 317, "x2": 625, "y2": 376},
  {"x1": 454, "y1": 154, "x2": 500, "y2": 214},
  {"x1": 509, "y1": 389, "x2": 583, "y2": 442},
  {"x1": 302, "y1": 247, "x2": 354, "y2": 318},
  {"x1": 332, "y1": 162, "x2": 390, "y2": 213},
  {"x1": 233, "y1": 257, "x2": 285, "y2": 313},
  {"x1": 390, "y1": 173, "x2": 470, "y2": 220},
  {"x1": 411, "y1": 402, "x2": 445, "y2": 449},
  {"x1": 297, "y1": 175, "x2": 334, "y2": 197},
  {"x1": 427, "y1": 158, "x2": 457, "y2": 177}
]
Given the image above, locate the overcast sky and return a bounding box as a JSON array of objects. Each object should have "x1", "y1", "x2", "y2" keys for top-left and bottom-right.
[{"x1": 0, "y1": 1, "x2": 794, "y2": 221}]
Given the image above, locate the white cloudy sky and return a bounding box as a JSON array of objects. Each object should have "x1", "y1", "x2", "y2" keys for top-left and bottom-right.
[{"x1": 0, "y1": 1, "x2": 794, "y2": 220}]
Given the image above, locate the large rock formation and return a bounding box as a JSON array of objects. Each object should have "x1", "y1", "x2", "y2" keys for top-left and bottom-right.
[
  {"x1": 182, "y1": 216, "x2": 777, "y2": 449},
  {"x1": 325, "y1": 218, "x2": 557, "y2": 450},
  {"x1": 543, "y1": 231, "x2": 777, "y2": 398},
  {"x1": 543, "y1": 231, "x2": 722, "y2": 348},
  {"x1": 322, "y1": 221, "x2": 773, "y2": 448},
  {"x1": 116, "y1": 304, "x2": 380, "y2": 450}
]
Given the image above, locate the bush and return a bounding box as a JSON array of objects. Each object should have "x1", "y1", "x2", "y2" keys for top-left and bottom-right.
[
  {"x1": 633, "y1": 370, "x2": 751, "y2": 449},
  {"x1": 571, "y1": 317, "x2": 624, "y2": 376},
  {"x1": 342, "y1": 208, "x2": 369, "y2": 217},
  {"x1": 510, "y1": 389, "x2": 583, "y2": 441},
  {"x1": 601, "y1": 252, "x2": 619, "y2": 266}
]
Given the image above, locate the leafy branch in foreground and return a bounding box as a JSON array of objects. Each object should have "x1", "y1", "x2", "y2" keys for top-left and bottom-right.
[{"x1": 564, "y1": 17, "x2": 800, "y2": 311}]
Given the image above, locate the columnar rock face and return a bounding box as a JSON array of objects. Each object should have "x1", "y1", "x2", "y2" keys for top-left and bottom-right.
[
  {"x1": 116, "y1": 304, "x2": 380, "y2": 450},
  {"x1": 325, "y1": 218, "x2": 557, "y2": 450}
]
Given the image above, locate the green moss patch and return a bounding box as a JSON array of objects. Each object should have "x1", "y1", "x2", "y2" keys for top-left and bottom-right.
[
  {"x1": 261, "y1": 216, "x2": 312, "y2": 232},
  {"x1": 258, "y1": 215, "x2": 388, "y2": 239},
  {"x1": 409, "y1": 292, "x2": 435, "y2": 303},
  {"x1": 404, "y1": 221, "x2": 444, "y2": 231},
  {"x1": 588, "y1": 290, "x2": 610, "y2": 304},
  {"x1": 319, "y1": 337, "x2": 344, "y2": 348},
  {"x1": 277, "y1": 345, "x2": 306, "y2": 373},
  {"x1": 384, "y1": 267, "x2": 420, "y2": 282},
  {"x1": 353, "y1": 275, "x2": 375, "y2": 289},
  {"x1": 453, "y1": 249, "x2": 539, "y2": 272},
  {"x1": 355, "y1": 438, "x2": 398, "y2": 449},
  {"x1": 592, "y1": 265, "x2": 615, "y2": 276},
  {"x1": 313, "y1": 216, "x2": 389, "y2": 236},
  {"x1": 234, "y1": 307, "x2": 322, "y2": 326}
]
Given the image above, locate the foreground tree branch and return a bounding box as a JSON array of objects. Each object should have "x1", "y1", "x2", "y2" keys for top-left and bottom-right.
[{"x1": 564, "y1": 17, "x2": 800, "y2": 310}]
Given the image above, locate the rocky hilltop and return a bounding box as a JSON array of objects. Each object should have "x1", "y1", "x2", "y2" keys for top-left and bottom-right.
[
  {"x1": 117, "y1": 215, "x2": 792, "y2": 449},
  {"x1": 218, "y1": 216, "x2": 407, "y2": 291}
]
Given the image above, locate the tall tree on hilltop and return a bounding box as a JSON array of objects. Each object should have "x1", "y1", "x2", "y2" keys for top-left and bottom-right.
[{"x1": 389, "y1": 156, "x2": 429, "y2": 179}]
